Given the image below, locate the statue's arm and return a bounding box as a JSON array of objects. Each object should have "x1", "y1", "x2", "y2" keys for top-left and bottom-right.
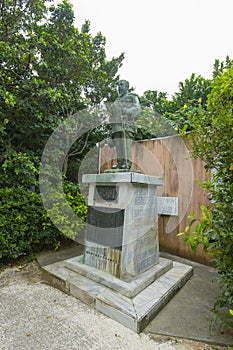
[{"x1": 122, "y1": 95, "x2": 141, "y2": 118}]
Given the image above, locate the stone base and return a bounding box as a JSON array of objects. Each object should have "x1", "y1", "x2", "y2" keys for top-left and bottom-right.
[
  {"x1": 65, "y1": 256, "x2": 173, "y2": 298},
  {"x1": 42, "y1": 257, "x2": 193, "y2": 333}
]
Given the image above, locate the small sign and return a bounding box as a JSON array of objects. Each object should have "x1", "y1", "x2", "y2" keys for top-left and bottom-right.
[{"x1": 157, "y1": 197, "x2": 178, "y2": 216}]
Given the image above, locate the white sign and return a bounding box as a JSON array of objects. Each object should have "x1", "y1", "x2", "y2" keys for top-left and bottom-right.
[{"x1": 157, "y1": 197, "x2": 178, "y2": 216}]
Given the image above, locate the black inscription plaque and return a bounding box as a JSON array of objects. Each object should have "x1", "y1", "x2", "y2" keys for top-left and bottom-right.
[{"x1": 85, "y1": 206, "x2": 124, "y2": 249}]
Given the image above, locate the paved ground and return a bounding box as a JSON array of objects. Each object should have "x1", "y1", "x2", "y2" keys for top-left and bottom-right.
[
  {"x1": 0, "y1": 247, "x2": 232, "y2": 350},
  {"x1": 146, "y1": 253, "x2": 233, "y2": 346}
]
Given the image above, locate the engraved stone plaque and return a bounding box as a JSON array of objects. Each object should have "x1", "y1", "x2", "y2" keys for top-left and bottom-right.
[
  {"x1": 134, "y1": 184, "x2": 148, "y2": 206},
  {"x1": 94, "y1": 185, "x2": 118, "y2": 202},
  {"x1": 84, "y1": 246, "x2": 122, "y2": 277},
  {"x1": 135, "y1": 230, "x2": 158, "y2": 274},
  {"x1": 157, "y1": 197, "x2": 178, "y2": 216}
]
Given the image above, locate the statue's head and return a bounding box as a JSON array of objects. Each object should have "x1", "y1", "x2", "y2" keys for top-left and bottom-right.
[{"x1": 117, "y1": 80, "x2": 129, "y2": 96}]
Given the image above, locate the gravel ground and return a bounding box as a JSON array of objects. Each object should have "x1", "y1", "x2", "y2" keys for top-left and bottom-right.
[{"x1": 0, "y1": 261, "x2": 229, "y2": 350}]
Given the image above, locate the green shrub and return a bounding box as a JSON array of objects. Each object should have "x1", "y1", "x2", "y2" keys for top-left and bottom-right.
[
  {"x1": 0, "y1": 150, "x2": 87, "y2": 264},
  {"x1": 42, "y1": 180, "x2": 88, "y2": 241},
  {"x1": 0, "y1": 186, "x2": 61, "y2": 260}
]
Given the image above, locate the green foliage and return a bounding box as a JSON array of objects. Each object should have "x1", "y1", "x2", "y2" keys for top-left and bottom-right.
[
  {"x1": 139, "y1": 90, "x2": 173, "y2": 115},
  {"x1": 165, "y1": 74, "x2": 212, "y2": 132},
  {"x1": 173, "y1": 73, "x2": 211, "y2": 109},
  {"x1": 0, "y1": 150, "x2": 87, "y2": 263},
  {"x1": 178, "y1": 63, "x2": 233, "y2": 327},
  {"x1": 0, "y1": 186, "x2": 57, "y2": 261},
  {"x1": 0, "y1": 0, "x2": 122, "y2": 263},
  {"x1": 135, "y1": 90, "x2": 176, "y2": 140},
  {"x1": 0, "y1": 0, "x2": 123, "y2": 156},
  {"x1": 137, "y1": 75, "x2": 212, "y2": 139},
  {"x1": 42, "y1": 180, "x2": 87, "y2": 241},
  {"x1": 212, "y1": 55, "x2": 233, "y2": 78},
  {"x1": 0, "y1": 150, "x2": 58, "y2": 261},
  {"x1": 177, "y1": 205, "x2": 214, "y2": 254},
  {"x1": 135, "y1": 107, "x2": 175, "y2": 140},
  {"x1": 1, "y1": 149, "x2": 39, "y2": 187}
]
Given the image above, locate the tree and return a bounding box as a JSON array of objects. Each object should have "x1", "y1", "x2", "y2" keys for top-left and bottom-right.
[
  {"x1": 212, "y1": 55, "x2": 233, "y2": 78},
  {"x1": 0, "y1": 0, "x2": 124, "y2": 156},
  {"x1": 139, "y1": 90, "x2": 172, "y2": 115},
  {"x1": 0, "y1": 0, "x2": 124, "y2": 262},
  {"x1": 137, "y1": 74, "x2": 212, "y2": 139},
  {"x1": 163, "y1": 74, "x2": 212, "y2": 133},
  {"x1": 172, "y1": 73, "x2": 211, "y2": 109}
]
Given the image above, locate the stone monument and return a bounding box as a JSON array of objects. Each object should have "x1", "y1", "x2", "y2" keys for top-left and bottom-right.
[{"x1": 42, "y1": 81, "x2": 193, "y2": 333}]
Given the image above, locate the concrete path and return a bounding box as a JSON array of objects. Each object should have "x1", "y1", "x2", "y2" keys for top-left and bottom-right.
[
  {"x1": 146, "y1": 253, "x2": 233, "y2": 346},
  {"x1": 0, "y1": 246, "x2": 232, "y2": 349}
]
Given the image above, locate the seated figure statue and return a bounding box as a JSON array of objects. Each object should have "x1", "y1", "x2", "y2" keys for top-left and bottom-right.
[{"x1": 110, "y1": 80, "x2": 141, "y2": 170}]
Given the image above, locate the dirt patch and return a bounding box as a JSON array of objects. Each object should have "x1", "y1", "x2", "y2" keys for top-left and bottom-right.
[
  {"x1": 0, "y1": 260, "x2": 42, "y2": 287},
  {"x1": 0, "y1": 242, "x2": 78, "y2": 287}
]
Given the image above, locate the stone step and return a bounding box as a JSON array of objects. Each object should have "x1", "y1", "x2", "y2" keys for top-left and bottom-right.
[
  {"x1": 42, "y1": 258, "x2": 193, "y2": 333},
  {"x1": 65, "y1": 256, "x2": 173, "y2": 298},
  {"x1": 95, "y1": 261, "x2": 193, "y2": 332}
]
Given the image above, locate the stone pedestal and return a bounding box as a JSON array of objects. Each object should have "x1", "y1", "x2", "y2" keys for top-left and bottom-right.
[
  {"x1": 41, "y1": 172, "x2": 193, "y2": 333},
  {"x1": 82, "y1": 172, "x2": 163, "y2": 279}
]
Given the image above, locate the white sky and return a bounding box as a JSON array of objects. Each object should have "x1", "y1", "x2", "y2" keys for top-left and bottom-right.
[{"x1": 68, "y1": 0, "x2": 233, "y2": 97}]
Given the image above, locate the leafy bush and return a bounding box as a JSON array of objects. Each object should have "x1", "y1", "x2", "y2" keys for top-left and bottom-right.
[
  {"x1": 0, "y1": 150, "x2": 87, "y2": 263},
  {"x1": 0, "y1": 186, "x2": 60, "y2": 261},
  {"x1": 42, "y1": 180, "x2": 87, "y2": 241}
]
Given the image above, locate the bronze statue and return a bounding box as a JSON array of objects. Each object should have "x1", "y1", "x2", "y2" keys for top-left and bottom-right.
[{"x1": 110, "y1": 80, "x2": 141, "y2": 170}]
